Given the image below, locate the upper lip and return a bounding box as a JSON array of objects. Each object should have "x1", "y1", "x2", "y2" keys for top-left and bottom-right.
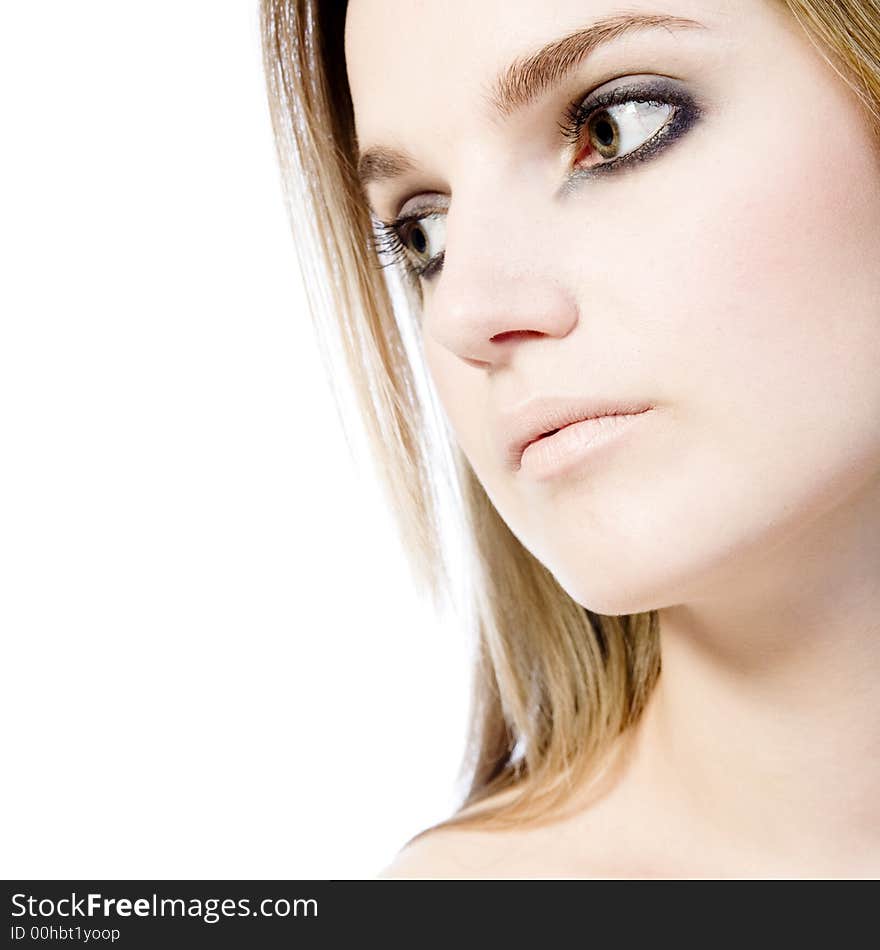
[{"x1": 501, "y1": 396, "x2": 654, "y2": 471}]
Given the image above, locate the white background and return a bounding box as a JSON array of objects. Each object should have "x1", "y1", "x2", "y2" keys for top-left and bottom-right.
[{"x1": 0, "y1": 1, "x2": 472, "y2": 878}]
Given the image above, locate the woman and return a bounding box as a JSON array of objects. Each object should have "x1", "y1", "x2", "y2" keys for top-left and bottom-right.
[{"x1": 260, "y1": 0, "x2": 880, "y2": 878}]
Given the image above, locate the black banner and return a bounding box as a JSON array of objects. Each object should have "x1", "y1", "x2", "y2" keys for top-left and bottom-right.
[
  {"x1": 3, "y1": 878, "x2": 858, "y2": 947},
  {"x1": 4, "y1": 880, "x2": 598, "y2": 948}
]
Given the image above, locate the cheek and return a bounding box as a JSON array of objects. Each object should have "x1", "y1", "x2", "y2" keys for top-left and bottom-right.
[
  {"x1": 660, "y1": 78, "x2": 880, "y2": 443},
  {"x1": 551, "y1": 82, "x2": 880, "y2": 610}
]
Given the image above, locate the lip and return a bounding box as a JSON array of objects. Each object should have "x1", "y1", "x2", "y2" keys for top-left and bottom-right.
[
  {"x1": 502, "y1": 397, "x2": 655, "y2": 472},
  {"x1": 519, "y1": 411, "x2": 651, "y2": 479}
]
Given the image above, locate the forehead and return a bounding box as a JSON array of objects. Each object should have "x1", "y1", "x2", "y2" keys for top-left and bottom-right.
[{"x1": 345, "y1": 0, "x2": 732, "y2": 131}]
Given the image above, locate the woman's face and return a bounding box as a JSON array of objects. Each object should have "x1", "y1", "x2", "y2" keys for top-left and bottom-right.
[{"x1": 345, "y1": 0, "x2": 880, "y2": 614}]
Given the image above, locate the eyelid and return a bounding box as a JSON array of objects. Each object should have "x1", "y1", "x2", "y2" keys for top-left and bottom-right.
[
  {"x1": 559, "y1": 74, "x2": 690, "y2": 140},
  {"x1": 558, "y1": 76, "x2": 704, "y2": 191},
  {"x1": 389, "y1": 193, "x2": 450, "y2": 225},
  {"x1": 389, "y1": 206, "x2": 446, "y2": 228}
]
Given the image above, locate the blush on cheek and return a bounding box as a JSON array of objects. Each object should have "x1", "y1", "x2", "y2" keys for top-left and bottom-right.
[{"x1": 660, "y1": 57, "x2": 880, "y2": 425}]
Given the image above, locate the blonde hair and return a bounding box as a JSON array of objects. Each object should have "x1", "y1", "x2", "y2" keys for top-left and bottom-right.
[{"x1": 258, "y1": 0, "x2": 880, "y2": 840}]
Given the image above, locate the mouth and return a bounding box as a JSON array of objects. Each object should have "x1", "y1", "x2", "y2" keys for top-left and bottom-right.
[
  {"x1": 513, "y1": 405, "x2": 654, "y2": 471},
  {"x1": 518, "y1": 409, "x2": 653, "y2": 478},
  {"x1": 530, "y1": 426, "x2": 562, "y2": 443}
]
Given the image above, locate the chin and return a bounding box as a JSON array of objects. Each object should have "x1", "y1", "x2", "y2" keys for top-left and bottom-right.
[
  {"x1": 557, "y1": 574, "x2": 669, "y2": 617},
  {"x1": 546, "y1": 548, "x2": 696, "y2": 617}
]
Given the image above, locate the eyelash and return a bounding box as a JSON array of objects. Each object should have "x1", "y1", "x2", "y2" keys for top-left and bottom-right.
[
  {"x1": 370, "y1": 78, "x2": 702, "y2": 284},
  {"x1": 371, "y1": 210, "x2": 447, "y2": 283},
  {"x1": 556, "y1": 78, "x2": 699, "y2": 171}
]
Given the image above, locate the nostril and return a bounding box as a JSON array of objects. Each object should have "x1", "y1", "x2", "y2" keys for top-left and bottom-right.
[{"x1": 491, "y1": 329, "x2": 542, "y2": 343}]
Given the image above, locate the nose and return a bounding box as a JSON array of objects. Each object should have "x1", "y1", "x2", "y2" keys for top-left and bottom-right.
[{"x1": 424, "y1": 198, "x2": 580, "y2": 367}]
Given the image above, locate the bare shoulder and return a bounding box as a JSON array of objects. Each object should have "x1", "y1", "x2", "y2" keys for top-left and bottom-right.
[
  {"x1": 375, "y1": 791, "x2": 561, "y2": 880},
  {"x1": 376, "y1": 831, "x2": 473, "y2": 879},
  {"x1": 376, "y1": 826, "x2": 512, "y2": 879}
]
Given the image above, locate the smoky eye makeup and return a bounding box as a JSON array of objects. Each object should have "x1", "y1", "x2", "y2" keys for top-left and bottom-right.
[
  {"x1": 369, "y1": 74, "x2": 706, "y2": 285},
  {"x1": 557, "y1": 74, "x2": 705, "y2": 194}
]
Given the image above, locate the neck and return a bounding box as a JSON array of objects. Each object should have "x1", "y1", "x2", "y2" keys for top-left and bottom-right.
[{"x1": 623, "y1": 476, "x2": 880, "y2": 876}]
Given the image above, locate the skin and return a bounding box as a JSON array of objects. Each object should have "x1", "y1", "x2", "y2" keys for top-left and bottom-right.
[{"x1": 346, "y1": 0, "x2": 880, "y2": 877}]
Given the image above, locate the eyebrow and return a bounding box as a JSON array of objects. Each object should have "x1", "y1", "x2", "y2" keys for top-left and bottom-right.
[{"x1": 356, "y1": 12, "x2": 707, "y2": 189}]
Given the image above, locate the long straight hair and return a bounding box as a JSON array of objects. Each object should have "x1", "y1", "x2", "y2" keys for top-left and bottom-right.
[{"x1": 259, "y1": 0, "x2": 880, "y2": 839}]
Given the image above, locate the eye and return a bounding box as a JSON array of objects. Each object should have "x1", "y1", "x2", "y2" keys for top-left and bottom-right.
[
  {"x1": 399, "y1": 213, "x2": 447, "y2": 275},
  {"x1": 371, "y1": 210, "x2": 447, "y2": 282},
  {"x1": 559, "y1": 77, "x2": 703, "y2": 178},
  {"x1": 573, "y1": 100, "x2": 674, "y2": 168}
]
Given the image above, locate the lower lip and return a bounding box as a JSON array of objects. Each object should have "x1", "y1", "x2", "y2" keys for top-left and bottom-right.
[{"x1": 519, "y1": 410, "x2": 652, "y2": 480}]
